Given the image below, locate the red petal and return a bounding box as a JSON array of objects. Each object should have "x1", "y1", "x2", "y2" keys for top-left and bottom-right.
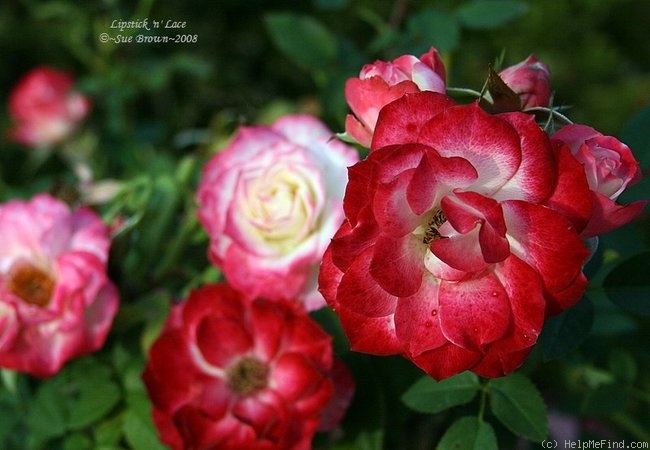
[
  {"x1": 393, "y1": 275, "x2": 447, "y2": 357},
  {"x1": 250, "y1": 300, "x2": 289, "y2": 361},
  {"x1": 581, "y1": 193, "x2": 646, "y2": 237},
  {"x1": 502, "y1": 200, "x2": 590, "y2": 298},
  {"x1": 345, "y1": 77, "x2": 420, "y2": 136},
  {"x1": 545, "y1": 142, "x2": 593, "y2": 233},
  {"x1": 369, "y1": 234, "x2": 425, "y2": 297},
  {"x1": 472, "y1": 346, "x2": 535, "y2": 378},
  {"x1": 428, "y1": 225, "x2": 490, "y2": 273},
  {"x1": 418, "y1": 103, "x2": 522, "y2": 194},
  {"x1": 373, "y1": 168, "x2": 423, "y2": 237},
  {"x1": 495, "y1": 112, "x2": 556, "y2": 202},
  {"x1": 442, "y1": 191, "x2": 509, "y2": 263},
  {"x1": 271, "y1": 353, "x2": 326, "y2": 402},
  {"x1": 371, "y1": 91, "x2": 456, "y2": 151},
  {"x1": 344, "y1": 162, "x2": 373, "y2": 226},
  {"x1": 196, "y1": 316, "x2": 253, "y2": 368},
  {"x1": 344, "y1": 114, "x2": 372, "y2": 148},
  {"x1": 438, "y1": 272, "x2": 511, "y2": 351},
  {"x1": 337, "y1": 305, "x2": 402, "y2": 355},
  {"x1": 319, "y1": 243, "x2": 344, "y2": 310},
  {"x1": 339, "y1": 246, "x2": 398, "y2": 317},
  {"x1": 406, "y1": 150, "x2": 478, "y2": 215},
  {"x1": 410, "y1": 343, "x2": 482, "y2": 381}
]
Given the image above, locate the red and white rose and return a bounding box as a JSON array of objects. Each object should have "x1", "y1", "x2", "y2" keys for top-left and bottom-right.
[
  {"x1": 0, "y1": 194, "x2": 118, "y2": 377},
  {"x1": 320, "y1": 92, "x2": 596, "y2": 380},
  {"x1": 344, "y1": 47, "x2": 446, "y2": 147},
  {"x1": 7, "y1": 66, "x2": 90, "y2": 148},
  {"x1": 142, "y1": 283, "x2": 352, "y2": 450},
  {"x1": 197, "y1": 114, "x2": 358, "y2": 311},
  {"x1": 552, "y1": 124, "x2": 646, "y2": 236}
]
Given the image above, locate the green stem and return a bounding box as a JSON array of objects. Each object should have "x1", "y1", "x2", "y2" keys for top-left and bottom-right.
[
  {"x1": 446, "y1": 87, "x2": 483, "y2": 98},
  {"x1": 525, "y1": 107, "x2": 574, "y2": 126},
  {"x1": 478, "y1": 381, "x2": 489, "y2": 422}
]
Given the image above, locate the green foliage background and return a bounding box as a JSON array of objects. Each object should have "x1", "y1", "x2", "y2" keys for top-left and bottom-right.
[{"x1": 0, "y1": 1, "x2": 649, "y2": 449}]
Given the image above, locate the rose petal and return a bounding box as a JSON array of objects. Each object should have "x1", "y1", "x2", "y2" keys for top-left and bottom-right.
[
  {"x1": 371, "y1": 91, "x2": 456, "y2": 150},
  {"x1": 438, "y1": 272, "x2": 511, "y2": 351},
  {"x1": 417, "y1": 103, "x2": 522, "y2": 194}
]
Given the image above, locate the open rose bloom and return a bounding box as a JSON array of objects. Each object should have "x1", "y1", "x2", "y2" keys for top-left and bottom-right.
[
  {"x1": 344, "y1": 47, "x2": 446, "y2": 147},
  {"x1": 320, "y1": 91, "x2": 645, "y2": 380},
  {"x1": 143, "y1": 283, "x2": 352, "y2": 450},
  {"x1": 197, "y1": 114, "x2": 358, "y2": 311},
  {"x1": 8, "y1": 66, "x2": 91, "y2": 148},
  {"x1": 0, "y1": 194, "x2": 118, "y2": 377}
]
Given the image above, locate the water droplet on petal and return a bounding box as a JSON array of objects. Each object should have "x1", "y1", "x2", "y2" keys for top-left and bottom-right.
[
  {"x1": 473, "y1": 328, "x2": 478, "y2": 333},
  {"x1": 431, "y1": 309, "x2": 438, "y2": 316},
  {"x1": 425, "y1": 320, "x2": 433, "y2": 328},
  {"x1": 491, "y1": 291, "x2": 498, "y2": 297}
]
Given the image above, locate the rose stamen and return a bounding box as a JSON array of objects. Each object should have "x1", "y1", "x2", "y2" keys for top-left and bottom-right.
[
  {"x1": 6, "y1": 261, "x2": 55, "y2": 308},
  {"x1": 423, "y1": 208, "x2": 447, "y2": 245},
  {"x1": 226, "y1": 356, "x2": 269, "y2": 396}
]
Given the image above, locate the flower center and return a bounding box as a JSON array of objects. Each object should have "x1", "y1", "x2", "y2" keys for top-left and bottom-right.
[
  {"x1": 423, "y1": 208, "x2": 447, "y2": 244},
  {"x1": 226, "y1": 356, "x2": 270, "y2": 396},
  {"x1": 6, "y1": 261, "x2": 55, "y2": 307}
]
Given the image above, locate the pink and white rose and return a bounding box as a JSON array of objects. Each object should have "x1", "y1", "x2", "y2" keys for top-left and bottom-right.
[
  {"x1": 344, "y1": 47, "x2": 446, "y2": 147},
  {"x1": 552, "y1": 124, "x2": 646, "y2": 236},
  {"x1": 499, "y1": 54, "x2": 552, "y2": 109},
  {"x1": 197, "y1": 114, "x2": 358, "y2": 311},
  {"x1": 7, "y1": 66, "x2": 91, "y2": 148},
  {"x1": 0, "y1": 194, "x2": 119, "y2": 377}
]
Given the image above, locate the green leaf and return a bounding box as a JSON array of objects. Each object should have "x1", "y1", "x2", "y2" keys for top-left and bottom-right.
[
  {"x1": 26, "y1": 379, "x2": 68, "y2": 447},
  {"x1": 65, "y1": 358, "x2": 122, "y2": 430},
  {"x1": 354, "y1": 428, "x2": 384, "y2": 450},
  {"x1": 63, "y1": 432, "x2": 92, "y2": 450},
  {"x1": 488, "y1": 374, "x2": 547, "y2": 442},
  {"x1": 456, "y1": 0, "x2": 529, "y2": 30},
  {"x1": 539, "y1": 296, "x2": 594, "y2": 360},
  {"x1": 67, "y1": 380, "x2": 121, "y2": 430},
  {"x1": 403, "y1": 8, "x2": 461, "y2": 53},
  {"x1": 402, "y1": 371, "x2": 479, "y2": 414},
  {"x1": 94, "y1": 415, "x2": 125, "y2": 447},
  {"x1": 436, "y1": 416, "x2": 498, "y2": 450},
  {"x1": 603, "y1": 251, "x2": 650, "y2": 315},
  {"x1": 123, "y1": 392, "x2": 168, "y2": 450},
  {"x1": 123, "y1": 409, "x2": 168, "y2": 450},
  {"x1": 264, "y1": 13, "x2": 337, "y2": 71}
]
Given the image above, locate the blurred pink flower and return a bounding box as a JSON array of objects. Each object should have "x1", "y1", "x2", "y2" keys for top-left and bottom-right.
[
  {"x1": 197, "y1": 114, "x2": 358, "y2": 311},
  {"x1": 0, "y1": 194, "x2": 118, "y2": 377},
  {"x1": 143, "y1": 283, "x2": 353, "y2": 450},
  {"x1": 7, "y1": 66, "x2": 90, "y2": 148}
]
